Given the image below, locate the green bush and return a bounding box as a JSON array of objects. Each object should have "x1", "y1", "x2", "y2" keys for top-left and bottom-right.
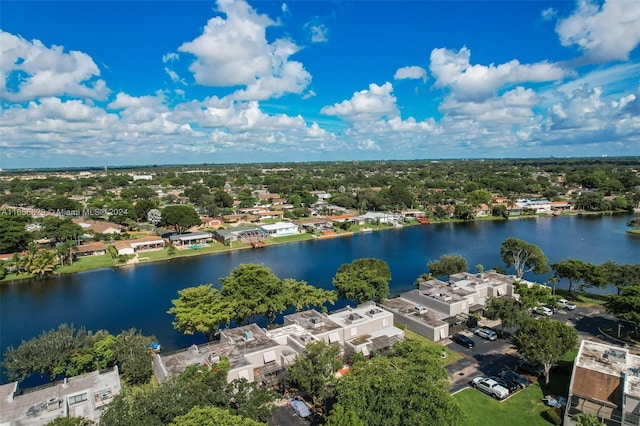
[{"x1": 542, "y1": 407, "x2": 562, "y2": 425}]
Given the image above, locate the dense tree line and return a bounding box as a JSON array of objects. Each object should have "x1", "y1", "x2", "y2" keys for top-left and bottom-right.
[{"x1": 2, "y1": 325, "x2": 155, "y2": 385}]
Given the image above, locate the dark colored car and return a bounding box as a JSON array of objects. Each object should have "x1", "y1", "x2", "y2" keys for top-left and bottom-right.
[
  {"x1": 491, "y1": 376, "x2": 518, "y2": 394},
  {"x1": 499, "y1": 370, "x2": 531, "y2": 389},
  {"x1": 516, "y1": 359, "x2": 545, "y2": 377},
  {"x1": 451, "y1": 333, "x2": 475, "y2": 348}
]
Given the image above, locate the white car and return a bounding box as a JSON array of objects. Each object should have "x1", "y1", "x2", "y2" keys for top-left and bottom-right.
[
  {"x1": 557, "y1": 299, "x2": 576, "y2": 310},
  {"x1": 472, "y1": 377, "x2": 509, "y2": 399},
  {"x1": 474, "y1": 327, "x2": 498, "y2": 341},
  {"x1": 533, "y1": 306, "x2": 553, "y2": 316}
]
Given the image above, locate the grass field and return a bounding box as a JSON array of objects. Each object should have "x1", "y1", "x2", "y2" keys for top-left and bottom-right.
[
  {"x1": 395, "y1": 325, "x2": 463, "y2": 366},
  {"x1": 454, "y1": 384, "x2": 551, "y2": 426}
]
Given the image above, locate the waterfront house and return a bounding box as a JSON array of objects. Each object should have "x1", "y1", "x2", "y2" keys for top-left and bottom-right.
[
  {"x1": 356, "y1": 211, "x2": 400, "y2": 225},
  {"x1": 213, "y1": 226, "x2": 266, "y2": 245},
  {"x1": 72, "y1": 219, "x2": 123, "y2": 235},
  {"x1": 73, "y1": 241, "x2": 107, "y2": 258},
  {"x1": 154, "y1": 303, "x2": 404, "y2": 386},
  {"x1": 114, "y1": 236, "x2": 165, "y2": 256},
  {"x1": 168, "y1": 232, "x2": 212, "y2": 248},
  {"x1": 384, "y1": 271, "x2": 524, "y2": 342},
  {"x1": 259, "y1": 222, "x2": 299, "y2": 237}
]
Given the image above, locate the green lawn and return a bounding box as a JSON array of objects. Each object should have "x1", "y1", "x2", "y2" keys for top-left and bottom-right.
[
  {"x1": 396, "y1": 326, "x2": 462, "y2": 366},
  {"x1": 264, "y1": 233, "x2": 314, "y2": 244},
  {"x1": 57, "y1": 254, "x2": 117, "y2": 273},
  {"x1": 454, "y1": 384, "x2": 551, "y2": 426}
]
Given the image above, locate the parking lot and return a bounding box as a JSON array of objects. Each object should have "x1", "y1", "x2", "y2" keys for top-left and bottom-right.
[{"x1": 446, "y1": 304, "x2": 621, "y2": 393}]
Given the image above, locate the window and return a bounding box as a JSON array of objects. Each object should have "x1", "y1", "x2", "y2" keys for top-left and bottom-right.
[
  {"x1": 383, "y1": 319, "x2": 388, "y2": 326},
  {"x1": 263, "y1": 350, "x2": 277, "y2": 364},
  {"x1": 68, "y1": 393, "x2": 87, "y2": 405},
  {"x1": 350, "y1": 327, "x2": 358, "y2": 337},
  {"x1": 328, "y1": 332, "x2": 340, "y2": 343}
]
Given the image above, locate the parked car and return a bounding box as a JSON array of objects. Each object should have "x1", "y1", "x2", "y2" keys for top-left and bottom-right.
[
  {"x1": 451, "y1": 333, "x2": 475, "y2": 348},
  {"x1": 557, "y1": 299, "x2": 576, "y2": 310},
  {"x1": 471, "y1": 377, "x2": 509, "y2": 399},
  {"x1": 491, "y1": 376, "x2": 519, "y2": 394},
  {"x1": 516, "y1": 359, "x2": 545, "y2": 377},
  {"x1": 533, "y1": 306, "x2": 553, "y2": 316},
  {"x1": 474, "y1": 327, "x2": 497, "y2": 341},
  {"x1": 287, "y1": 396, "x2": 311, "y2": 418},
  {"x1": 498, "y1": 370, "x2": 531, "y2": 389}
]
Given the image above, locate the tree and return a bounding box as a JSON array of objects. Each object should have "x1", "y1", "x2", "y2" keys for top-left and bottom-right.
[
  {"x1": 573, "y1": 412, "x2": 604, "y2": 426},
  {"x1": 168, "y1": 284, "x2": 235, "y2": 341},
  {"x1": 161, "y1": 205, "x2": 201, "y2": 234},
  {"x1": 427, "y1": 254, "x2": 468, "y2": 278},
  {"x1": 500, "y1": 237, "x2": 549, "y2": 279},
  {"x1": 281, "y1": 278, "x2": 338, "y2": 312},
  {"x1": 40, "y1": 217, "x2": 83, "y2": 243},
  {"x1": 514, "y1": 282, "x2": 553, "y2": 309},
  {"x1": 332, "y1": 340, "x2": 464, "y2": 426},
  {"x1": 484, "y1": 297, "x2": 524, "y2": 332},
  {"x1": 220, "y1": 264, "x2": 286, "y2": 325},
  {"x1": 29, "y1": 250, "x2": 59, "y2": 277},
  {"x1": 0, "y1": 213, "x2": 32, "y2": 254},
  {"x1": 324, "y1": 403, "x2": 366, "y2": 426},
  {"x1": 169, "y1": 406, "x2": 263, "y2": 426},
  {"x1": 134, "y1": 200, "x2": 156, "y2": 221},
  {"x1": 602, "y1": 261, "x2": 640, "y2": 294},
  {"x1": 286, "y1": 340, "x2": 342, "y2": 404},
  {"x1": 605, "y1": 286, "x2": 640, "y2": 334},
  {"x1": 112, "y1": 328, "x2": 156, "y2": 385},
  {"x1": 551, "y1": 259, "x2": 607, "y2": 294},
  {"x1": 332, "y1": 258, "x2": 391, "y2": 304},
  {"x1": 56, "y1": 240, "x2": 77, "y2": 266},
  {"x1": 512, "y1": 318, "x2": 578, "y2": 385}
]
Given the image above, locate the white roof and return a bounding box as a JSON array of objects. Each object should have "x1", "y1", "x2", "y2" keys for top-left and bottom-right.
[{"x1": 260, "y1": 222, "x2": 297, "y2": 231}]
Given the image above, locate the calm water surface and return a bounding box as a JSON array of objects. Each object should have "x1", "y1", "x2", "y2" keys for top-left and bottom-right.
[{"x1": 1, "y1": 214, "x2": 638, "y2": 384}]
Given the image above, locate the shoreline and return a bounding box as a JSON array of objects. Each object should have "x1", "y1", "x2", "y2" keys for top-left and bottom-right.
[{"x1": 1, "y1": 210, "x2": 634, "y2": 284}]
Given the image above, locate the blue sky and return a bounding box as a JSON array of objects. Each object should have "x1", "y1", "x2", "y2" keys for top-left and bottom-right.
[{"x1": 1, "y1": 0, "x2": 639, "y2": 169}]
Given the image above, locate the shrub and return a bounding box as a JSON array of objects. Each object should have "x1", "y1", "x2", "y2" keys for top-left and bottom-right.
[{"x1": 542, "y1": 407, "x2": 562, "y2": 425}]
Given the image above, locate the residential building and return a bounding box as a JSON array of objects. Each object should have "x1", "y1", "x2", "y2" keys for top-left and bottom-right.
[
  {"x1": 168, "y1": 232, "x2": 212, "y2": 247},
  {"x1": 114, "y1": 236, "x2": 165, "y2": 256},
  {"x1": 0, "y1": 367, "x2": 121, "y2": 425},
  {"x1": 213, "y1": 226, "x2": 266, "y2": 245},
  {"x1": 260, "y1": 222, "x2": 299, "y2": 237},
  {"x1": 565, "y1": 340, "x2": 640, "y2": 426},
  {"x1": 73, "y1": 242, "x2": 107, "y2": 258},
  {"x1": 154, "y1": 303, "x2": 404, "y2": 386},
  {"x1": 72, "y1": 219, "x2": 123, "y2": 235},
  {"x1": 382, "y1": 271, "x2": 524, "y2": 342},
  {"x1": 356, "y1": 211, "x2": 400, "y2": 225}
]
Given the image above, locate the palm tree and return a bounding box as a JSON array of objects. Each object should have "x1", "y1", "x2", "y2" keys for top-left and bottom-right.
[
  {"x1": 19, "y1": 243, "x2": 38, "y2": 273},
  {"x1": 29, "y1": 250, "x2": 59, "y2": 278}
]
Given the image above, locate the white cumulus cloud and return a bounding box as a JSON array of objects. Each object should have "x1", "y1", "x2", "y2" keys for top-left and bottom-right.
[
  {"x1": 556, "y1": 0, "x2": 640, "y2": 63},
  {"x1": 394, "y1": 66, "x2": 427, "y2": 82},
  {"x1": 0, "y1": 30, "x2": 109, "y2": 102},
  {"x1": 321, "y1": 82, "x2": 399, "y2": 122},
  {"x1": 177, "y1": 0, "x2": 311, "y2": 101},
  {"x1": 429, "y1": 46, "x2": 566, "y2": 102}
]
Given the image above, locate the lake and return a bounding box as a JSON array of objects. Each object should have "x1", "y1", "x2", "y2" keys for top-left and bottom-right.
[{"x1": 1, "y1": 213, "x2": 638, "y2": 385}]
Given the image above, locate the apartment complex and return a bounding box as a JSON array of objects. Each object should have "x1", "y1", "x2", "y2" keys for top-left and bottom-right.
[{"x1": 153, "y1": 302, "x2": 404, "y2": 386}]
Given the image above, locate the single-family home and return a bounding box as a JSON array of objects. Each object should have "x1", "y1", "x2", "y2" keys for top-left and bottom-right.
[
  {"x1": 73, "y1": 242, "x2": 107, "y2": 258},
  {"x1": 260, "y1": 222, "x2": 299, "y2": 237},
  {"x1": 168, "y1": 232, "x2": 211, "y2": 248}
]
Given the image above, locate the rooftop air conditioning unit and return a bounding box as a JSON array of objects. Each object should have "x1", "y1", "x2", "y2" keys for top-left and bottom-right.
[{"x1": 243, "y1": 330, "x2": 254, "y2": 341}]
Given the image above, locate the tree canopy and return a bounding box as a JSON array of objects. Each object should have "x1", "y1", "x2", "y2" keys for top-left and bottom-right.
[
  {"x1": 512, "y1": 318, "x2": 578, "y2": 385},
  {"x1": 332, "y1": 340, "x2": 464, "y2": 426},
  {"x1": 551, "y1": 259, "x2": 607, "y2": 293},
  {"x1": 427, "y1": 254, "x2": 468, "y2": 278},
  {"x1": 2, "y1": 325, "x2": 155, "y2": 385},
  {"x1": 161, "y1": 205, "x2": 201, "y2": 234},
  {"x1": 605, "y1": 285, "x2": 640, "y2": 334},
  {"x1": 169, "y1": 406, "x2": 263, "y2": 426},
  {"x1": 100, "y1": 363, "x2": 277, "y2": 426},
  {"x1": 332, "y1": 258, "x2": 391, "y2": 304},
  {"x1": 500, "y1": 237, "x2": 549, "y2": 278},
  {"x1": 168, "y1": 284, "x2": 235, "y2": 341},
  {"x1": 484, "y1": 296, "x2": 524, "y2": 331},
  {"x1": 286, "y1": 340, "x2": 342, "y2": 404}
]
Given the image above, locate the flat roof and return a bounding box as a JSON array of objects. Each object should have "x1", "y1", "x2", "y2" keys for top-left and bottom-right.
[
  {"x1": 381, "y1": 298, "x2": 448, "y2": 327},
  {"x1": 0, "y1": 368, "x2": 121, "y2": 425},
  {"x1": 284, "y1": 310, "x2": 341, "y2": 334},
  {"x1": 574, "y1": 340, "x2": 640, "y2": 399}
]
